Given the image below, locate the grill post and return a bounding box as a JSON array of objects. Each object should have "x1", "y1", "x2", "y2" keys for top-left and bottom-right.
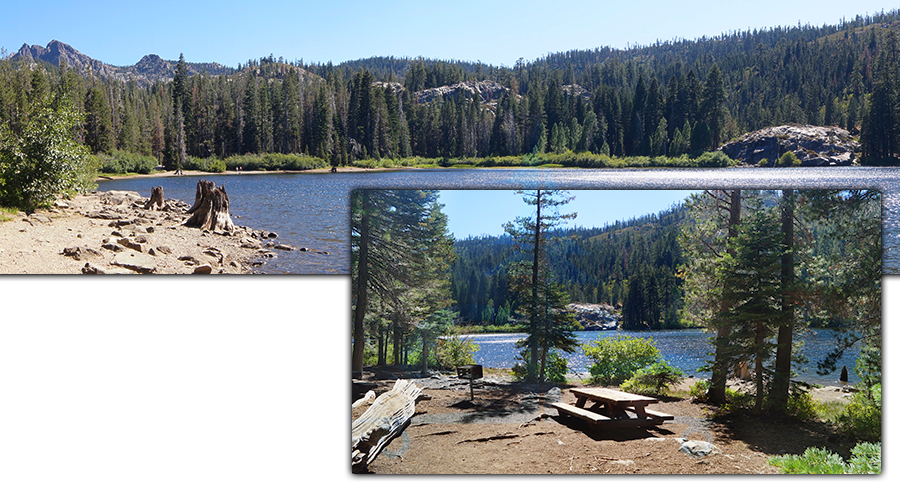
[{"x1": 457, "y1": 364, "x2": 483, "y2": 400}]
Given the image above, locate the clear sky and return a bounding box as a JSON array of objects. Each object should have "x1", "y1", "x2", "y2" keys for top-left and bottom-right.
[
  {"x1": 1, "y1": 1, "x2": 894, "y2": 68},
  {"x1": 439, "y1": 189, "x2": 697, "y2": 239}
]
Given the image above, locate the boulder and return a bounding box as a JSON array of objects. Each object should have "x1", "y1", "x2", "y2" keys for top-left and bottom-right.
[
  {"x1": 679, "y1": 440, "x2": 723, "y2": 458},
  {"x1": 719, "y1": 125, "x2": 860, "y2": 166}
]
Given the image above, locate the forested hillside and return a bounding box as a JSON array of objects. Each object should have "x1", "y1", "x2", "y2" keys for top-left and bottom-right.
[
  {"x1": 450, "y1": 205, "x2": 687, "y2": 328},
  {"x1": 3, "y1": 10, "x2": 900, "y2": 170}
]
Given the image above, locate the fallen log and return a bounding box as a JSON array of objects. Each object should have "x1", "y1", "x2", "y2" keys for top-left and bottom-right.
[
  {"x1": 351, "y1": 379, "x2": 423, "y2": 473},
  {"x1": 183, "y1": 180, "x2": 235, "y2": 232}
]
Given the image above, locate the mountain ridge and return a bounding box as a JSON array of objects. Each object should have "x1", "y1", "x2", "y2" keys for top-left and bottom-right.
[{"x1": 11, "y1": 40, "x2": 234, "y2": 83}]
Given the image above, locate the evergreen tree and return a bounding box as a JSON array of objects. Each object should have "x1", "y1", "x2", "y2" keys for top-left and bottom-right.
[{"x1": 503, "y1": 190, "x2": 578, "y2": 382}]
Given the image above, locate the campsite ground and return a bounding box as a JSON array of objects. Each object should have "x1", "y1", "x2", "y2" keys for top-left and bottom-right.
[{"x1": 352, "y1": 371, "x2": 856, "y2": 474}]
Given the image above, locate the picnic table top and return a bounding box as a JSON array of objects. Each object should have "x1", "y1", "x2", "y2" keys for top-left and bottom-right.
[{"x1": 570, "y1": 387, "x2": 659, "y2": 404}]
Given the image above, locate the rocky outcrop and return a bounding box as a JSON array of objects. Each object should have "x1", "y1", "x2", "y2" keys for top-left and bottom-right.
[
  {"x1": 567, "y1": 303, "x2": 619, "y2": 330},
  {"x1": 415, "y1": 81, "x2": 509, "y2": 104},
  {"x1": 718, "y1": 125, "x2": 860, "y2": 166}
]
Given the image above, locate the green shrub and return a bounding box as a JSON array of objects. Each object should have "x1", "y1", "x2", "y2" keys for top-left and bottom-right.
[
  {"x1": 223, "y1": 153, "x2": 327, "y2": 171},
  {"x1": 769, "y1": 446, "x2": 850, "y2": 474},
  {"x1": 433, "y1": 330, "x2": 480, "y2": 370},
  {"x1": 689, "y1": 379, "x2": 711, "y2": 399},
  {"x1": 620, "y1": 360, "x2": 684, "y2": 396},
  {"x1": 785, "y1": 389, "x2": 820, "y2": 420},
  {"x1": 847, "y1": 442, "x2": 881, "y2": 474},
  {"x1": 768, "y1": 442, "x2": 880, "y2": 474},
  {"x1": 545, "y1": 351, "x2": 570, "y2": 384},
  {"x1": 511, "y1": 350, "x2": 569, "y2": 384},
  {"x1": 96, "y1": 150, "x2": 157, "y2": 174},
  {"x1": 582, "y1": 335, "x2": 661, "y2": 385},
  {"x1": 838, "y1": 383, "x2": 881, "y2": 441},
  {"x1": 776, "y1": 150, "x2": 802, "y2": 166}
]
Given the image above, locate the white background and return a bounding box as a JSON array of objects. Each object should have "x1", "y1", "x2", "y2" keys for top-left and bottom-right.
[{"x1": 0, "y1": 275, "x2": 894, "y2": 488}]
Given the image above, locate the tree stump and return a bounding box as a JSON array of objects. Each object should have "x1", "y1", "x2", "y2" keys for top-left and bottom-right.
[
  {"x1": 351, "y1": 379, "x2": 423, "y2": 473},
  {"x1": 183, "y1": 180, "x2": 236, "y2": 232},
  {"x1": 145, "y1": 186, "x2": 165, "y2": 210}
]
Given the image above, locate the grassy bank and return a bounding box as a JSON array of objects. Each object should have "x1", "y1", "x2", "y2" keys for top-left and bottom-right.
[{"x1": 351, "y1": 150, "x2": 736, "y2": 169}]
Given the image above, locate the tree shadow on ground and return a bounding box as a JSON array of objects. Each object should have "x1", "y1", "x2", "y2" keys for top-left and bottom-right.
[{"x1": 710, "y1": 411, "x2": 856, "y2": 459}]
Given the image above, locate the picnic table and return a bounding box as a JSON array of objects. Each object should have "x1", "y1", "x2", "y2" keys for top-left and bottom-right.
[{"x1": 551, "y1": 387, "x2": 674, "y2": 429}]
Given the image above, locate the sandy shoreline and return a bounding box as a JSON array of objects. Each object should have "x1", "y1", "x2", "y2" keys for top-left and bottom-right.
[{"x1": 0, "y1": 189, "x2": 287, "y2": 274}]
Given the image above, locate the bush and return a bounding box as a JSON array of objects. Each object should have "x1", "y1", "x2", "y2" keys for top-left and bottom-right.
[
  {"x1": 582, "y1": 335, "x2": 661, "y2": 385},
  {"x1": 512, "y1": 350, "x2": 569, "y2": 384},
  {"x1": 0, "y1": 102, "x2": 93, "y2": 211},
  {"x1": 776, "y1": 150, "x2": 802, "y2": 167},
  {"x1": 838, "y1": 383, "x2": 881, "y2": 441},
  {"x1": 620, "y1": 360, "x2": 684, "y2": 396},
  {"x1": 768, "y1": 442, "x2": 880, "y2": 474},
  {"x1": 223, "y1": 153, "x2": 327, "y2": 171},
  {"x1": 689, "y1": 379, "x2": 711, "y2": 399},
  {"x1": 433, "y1": 330, "x2": 480, "y2": 370},
  {"x1": 96, "y1": 150, "x2": 157, "y2": 174}
]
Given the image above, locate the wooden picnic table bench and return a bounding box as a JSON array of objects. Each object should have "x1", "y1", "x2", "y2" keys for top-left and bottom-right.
[{"x1": 551, "y1": 387, "x2": 674, "y2": 429}]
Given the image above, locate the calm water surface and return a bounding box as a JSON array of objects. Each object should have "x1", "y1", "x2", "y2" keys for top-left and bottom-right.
[
  {"x1": 97, "y1": 167, "x2": 900, "y2": 274},
  {"x1": 465, "y1": 328, "x2": 862, "y2": 386}
]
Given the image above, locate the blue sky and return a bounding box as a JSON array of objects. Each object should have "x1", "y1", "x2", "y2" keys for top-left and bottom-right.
[
  {"x1": 440, "y1": 189, "x2": 697, "y2": 239},
  {"x1": 2, "y1": 1, "x2": 893, "y2": 68}
]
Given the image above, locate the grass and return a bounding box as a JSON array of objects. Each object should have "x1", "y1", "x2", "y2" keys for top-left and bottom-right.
[{"x1": 1, "y1": 206, "x2": 19, "y2": 222}]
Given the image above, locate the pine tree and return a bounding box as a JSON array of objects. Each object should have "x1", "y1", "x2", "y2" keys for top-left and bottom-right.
[{"x1": 503, "y1": 190, "x2": 578, "y2": 382}]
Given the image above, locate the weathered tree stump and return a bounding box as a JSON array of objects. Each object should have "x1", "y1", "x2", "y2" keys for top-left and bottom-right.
[
  {"x1": 183, "y1": 180, "x2": 235, "y2": 232},
  {"x1": 351, "y1": 379, "x2": 423, "y2": 473},
  {"x1": 145, "y1": 186, "x2": 165, "y2": 210}
]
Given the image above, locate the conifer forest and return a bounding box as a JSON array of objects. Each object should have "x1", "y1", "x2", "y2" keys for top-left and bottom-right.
[{"x1": 4, "y1": 10, "x2": 900, "y2": 170}]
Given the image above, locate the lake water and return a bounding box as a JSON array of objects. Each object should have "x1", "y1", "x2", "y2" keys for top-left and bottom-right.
[
  {"x1": 464, "y1": 328, "x2": 863, "y2": 386},
  {"x1": 96, "y1": 166, "x2": 900, "y2": 274}
]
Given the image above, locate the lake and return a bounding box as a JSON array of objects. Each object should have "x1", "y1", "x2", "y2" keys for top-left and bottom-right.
[
  {"x1": 97, "y1": 166, "x2": 900, "y2": 274},
  {"x1": 463, "y1": 328, "x2": 863, "y2": 386}
]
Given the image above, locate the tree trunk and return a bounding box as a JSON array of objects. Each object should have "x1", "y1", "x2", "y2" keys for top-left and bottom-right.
[
  {"x1": 710, "y1": 190, "x2": 741, "y2": 405},
  {"x1": 352, "y1": 191, "x2": 370, "y2": 377},
  {"x1": 530, "y1": 190, "x2": 542, "y2": 382},
  {"x1": 770, "y1": 189, "x2": 795, "y2": 412},
  {"x1": 145, "y1": 186, "x2": 164, "y2": 211},
  {"x1": 183, "y1": 180, "x2": 235, "y2": 232}
]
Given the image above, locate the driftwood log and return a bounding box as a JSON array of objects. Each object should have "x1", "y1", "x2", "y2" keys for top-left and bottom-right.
[
  {"x1": 145, "y1": 186, "x2": 165, "y2": 210},
  {"x1": 351, "y1": 379, "x2": 423, "y2": 473},
  {"x1": 183, "y1": 180, "x2": 235, "y2": 232}
]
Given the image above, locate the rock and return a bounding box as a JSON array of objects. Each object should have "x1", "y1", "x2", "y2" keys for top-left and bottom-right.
[
  {"x1": 192, "y1": 264, "x2": 214, "y2": 274},
  {"x1": 415, "y1": 80, "x2": 509, "y2": 105},
  {"x1": 679, "y1": 440, "x2": 723, "y2": 458},
  {"x1": 81, "y1": 262, "x2": 107, "y2": 274},
  {"x1": 117, "y1": 237, "x2": 145, "y2": 253},
  {"x1": 155, "y1": 245, "x2": 173, "y2": 255},
  {"x1": 101, "y1": 242, "x2": 125, "y2": 253},
  {"x1": 82, "y1": 210, "x2": 124, "y2": 220},
  {"x1": 719, "y1": 125, "x2": 860, "y2": 166},
  {"x1": 61, "y1": 246, "x2": 104, "y2": 261},
  {"x1": 111, "y1": 251, "x2": 157, "y2": 273},
  {"x1": 567, "y1": 303, "x2": 619, "y2": 330},
  {"x1": 274, "y1": 244, "x2": 294, "y2": 251}
]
